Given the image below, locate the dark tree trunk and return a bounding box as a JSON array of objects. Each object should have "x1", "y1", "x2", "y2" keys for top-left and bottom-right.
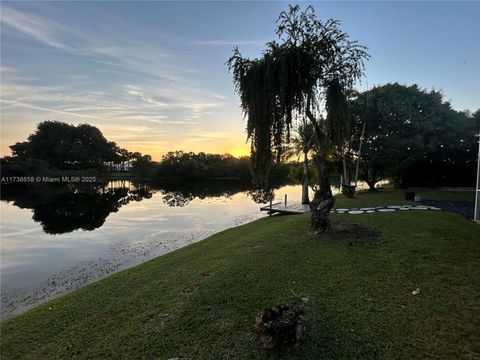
[
  {"x1": 301, "y1": 151, "x2": 309, "y2": 205},
  {"x1": 367, "y1": 180, "x2": 377, "y2": 191},
  {"x1": 309, "y1": 152, "x2": 335, "y2": 233},
  {"x1": 366, "y1": 168, "x2": 378, "y2": 191},
  {"x1": 306, "y1": 103, "x2": 335, "y2": 233}
]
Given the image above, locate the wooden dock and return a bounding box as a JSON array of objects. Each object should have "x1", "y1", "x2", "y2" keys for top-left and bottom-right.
[{"x1": 260, "y1": 202, "x2": 310, "y2": 215}]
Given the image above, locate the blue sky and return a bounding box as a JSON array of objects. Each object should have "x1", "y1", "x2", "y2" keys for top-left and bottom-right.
[{"x1": 1, "y1": 1, "x2": 479, "y2": 159}]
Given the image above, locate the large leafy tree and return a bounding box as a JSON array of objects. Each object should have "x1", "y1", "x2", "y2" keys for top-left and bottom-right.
[
  {"x1": 9, "y1": 121, "x2": 121, "y2": 170},
  {"x1": 228, "y1": 5, "x2": 369, "y2": 232},
  {"x1": 349, "y1": 84, "x2": 478, "y2": 189}
]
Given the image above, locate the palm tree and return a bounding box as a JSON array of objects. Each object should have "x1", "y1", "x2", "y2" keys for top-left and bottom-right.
[{"x1": 292, "y1": 121, "x2": 316, "y2": 204}]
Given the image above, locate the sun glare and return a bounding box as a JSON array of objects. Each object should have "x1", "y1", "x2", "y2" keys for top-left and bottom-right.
[{"x1": 227, "y1": 147, "x2": 250, "y2": 158}]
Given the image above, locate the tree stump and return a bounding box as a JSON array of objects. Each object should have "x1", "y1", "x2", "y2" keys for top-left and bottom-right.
[{"x1": 255, "y1": 304, "x2": 305, "y2": 349}]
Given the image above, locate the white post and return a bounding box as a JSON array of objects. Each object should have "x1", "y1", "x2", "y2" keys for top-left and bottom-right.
[
  {"x1": 474, "y1": 133, "x2": 480, "y2": 221},
  {"x1": 355, "y1": 120, "x2": 367, "y2": 187}
]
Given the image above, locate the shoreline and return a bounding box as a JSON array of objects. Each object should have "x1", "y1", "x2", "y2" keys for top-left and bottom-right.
[{"x1": 0, "y1": 212, "x2": 263, "y2": 320}]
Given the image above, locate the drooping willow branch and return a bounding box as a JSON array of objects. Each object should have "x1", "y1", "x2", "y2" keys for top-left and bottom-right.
[{"x1": 227, "y1": 4, "x2": 369, "y2": 185}]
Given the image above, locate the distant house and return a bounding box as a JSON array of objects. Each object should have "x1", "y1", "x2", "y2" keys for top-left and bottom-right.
[{"x1": 105, "y1": 162, "x2": 133, "y2": 172}]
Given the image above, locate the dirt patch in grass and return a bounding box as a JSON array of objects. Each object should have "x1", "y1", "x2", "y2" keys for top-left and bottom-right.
[
  {"x1": 238, "y1": 244, "x2": 265, "y2": 255},
  {"x1": 180, "y1": 285, "x2": 199, "y2": 295},
  {"x1": 202, "y1": 271, "x2": 214, "y2": 278},
  {"x1": 328, "y1": 223, "x2": 380, "y2": 245},
  {"x1": 142, "y1": 312, "x2": 175, "y2": 334}
]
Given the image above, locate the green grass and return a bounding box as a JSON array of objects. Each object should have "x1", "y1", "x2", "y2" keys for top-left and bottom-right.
[
  {"x1": 2, "y1": 190, "x2": 479, "y2": 359},
  {"x1": 414, "y1": 189, "x2": 476, "y2": 202},
  {"x1": 334, "y1": 187, "x2": 475, "y2": 207}
]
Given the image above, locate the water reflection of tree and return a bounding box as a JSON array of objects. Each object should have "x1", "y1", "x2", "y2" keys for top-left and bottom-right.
[
  {"x1": 157, "y1": 181, "x2": 285, "y2": 207},
  {"x1": 1, "y1": 179, "x2": 292, "y2": 232},
  {"x1": 32, "y1": 189, "x2": 124, "y2": 233},
  {"x1": 247, "y1": 188, "x2": 275, "y2": 204},
  {"x1": 161, "y1": 191, "x2": 194, "y2": 207},
  {"x1": 160, "y1": 182, "x2": 282, "y2": 207},
  {"x1": 0, "y1": 183, "x2": 155, "y2": 234},
  {"x1": 157, "y1": 181, "x2": 250, "y2": 207}
]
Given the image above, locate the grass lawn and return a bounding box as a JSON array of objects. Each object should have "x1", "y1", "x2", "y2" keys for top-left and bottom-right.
[{"x1": 1, "y1": 189, "x2": 479, "y2": 359}]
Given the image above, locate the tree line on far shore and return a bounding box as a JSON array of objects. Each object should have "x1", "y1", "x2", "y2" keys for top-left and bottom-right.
[
  {"x1": 0, "y1": 121, "x2": 290, "y2": 183},
  {"x1": 132, "y1": 151, "x2": 290, "y2": 182}
]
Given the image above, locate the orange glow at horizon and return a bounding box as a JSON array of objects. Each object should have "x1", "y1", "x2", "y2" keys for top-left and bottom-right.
[
  {"x1": 226, "y1": 147, "x2": 250, "y2": 158},
  {"x1": 110, "y1": 139, "x2": 251, "y2": 162},
  {"x1": 0, "y1": 124, "x2": 252, "y2": 162},
  {"x1": 0, "y1": 141, "x2": 251, "y2": 162}
]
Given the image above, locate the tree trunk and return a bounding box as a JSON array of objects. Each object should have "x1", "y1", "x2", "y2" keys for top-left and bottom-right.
[
  {"x1": 310, "y1": 131, "x2": 335, "y2": 233},
  {"x1": 301, "y1": 151, "x2": 309, "y2": 205},
  {"x1": 309, "y1": 152, "x2": 335, "y2": 233},
  {"x1": 306, "y1": 99, "x2": 335, "y2": 233},
  {"x1": 366, "y1": 168, "x2": 377, "y2": 191},
  {"x1": 367, "y1": 180, "x2": 377, "y2": 191}
]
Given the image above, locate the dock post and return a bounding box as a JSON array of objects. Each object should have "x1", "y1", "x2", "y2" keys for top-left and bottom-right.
[
  {"x1": 285, "y1": 194, "x2": 287, "y2": 206},
  {"x1": 269, "y1": 198, "x2": 272, "y2": 216}
]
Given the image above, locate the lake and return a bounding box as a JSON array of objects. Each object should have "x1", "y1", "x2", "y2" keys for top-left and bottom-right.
[{"x1": 1, "y1": 180, "x2": 331, "y2": 319}]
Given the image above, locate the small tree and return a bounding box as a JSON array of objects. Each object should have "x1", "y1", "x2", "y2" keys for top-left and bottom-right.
[{"x1": 228, "y1": 5, "x2": 368, "y2": 232}]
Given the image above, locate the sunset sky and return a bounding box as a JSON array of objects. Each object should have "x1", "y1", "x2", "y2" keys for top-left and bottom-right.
[{"x1": 1, "y1": 1, "x2": 479, "y2": 161}]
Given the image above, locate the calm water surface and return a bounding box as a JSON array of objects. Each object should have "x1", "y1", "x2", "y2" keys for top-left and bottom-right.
[{"x1": 0, "y1": 181, "x2": 326, "y2": 318}]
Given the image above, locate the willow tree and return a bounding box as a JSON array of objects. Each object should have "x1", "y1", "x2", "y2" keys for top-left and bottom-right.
[{"x1": 228, "y1": 5, "x2": 368, "y2": 232}]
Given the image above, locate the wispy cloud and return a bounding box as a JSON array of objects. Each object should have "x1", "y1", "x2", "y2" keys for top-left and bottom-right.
[
  {"x1": 125, "y1": 86, "x2": 169, "y2": 108},
  {"x1": 1, "y1": 6, "x2": 66, "y2": 48},
  {"x1": 60, "y1": 105, "x2": 127, "y2": 113},
  {"x1": 0, "y1": 6, "x2": 228, "y2": 100},
  {"x1": 0, "y1": 99, "x2": 98, "y2": 120},
  {"x1": 0, "y1": 66, "x2": 35, "y2": 82},
  {"x1": 123, "y1": 84, "x2": 220, "y2": 117},
  {"x1": 187, "y1": 129, "x2": 233, "y2": 140},
  {"x1": 212, "y1": 94, "x2": 228, "y2": 100},
  {"x1": 1, "y1": 5, "x2": 188, "y2": 84}
]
